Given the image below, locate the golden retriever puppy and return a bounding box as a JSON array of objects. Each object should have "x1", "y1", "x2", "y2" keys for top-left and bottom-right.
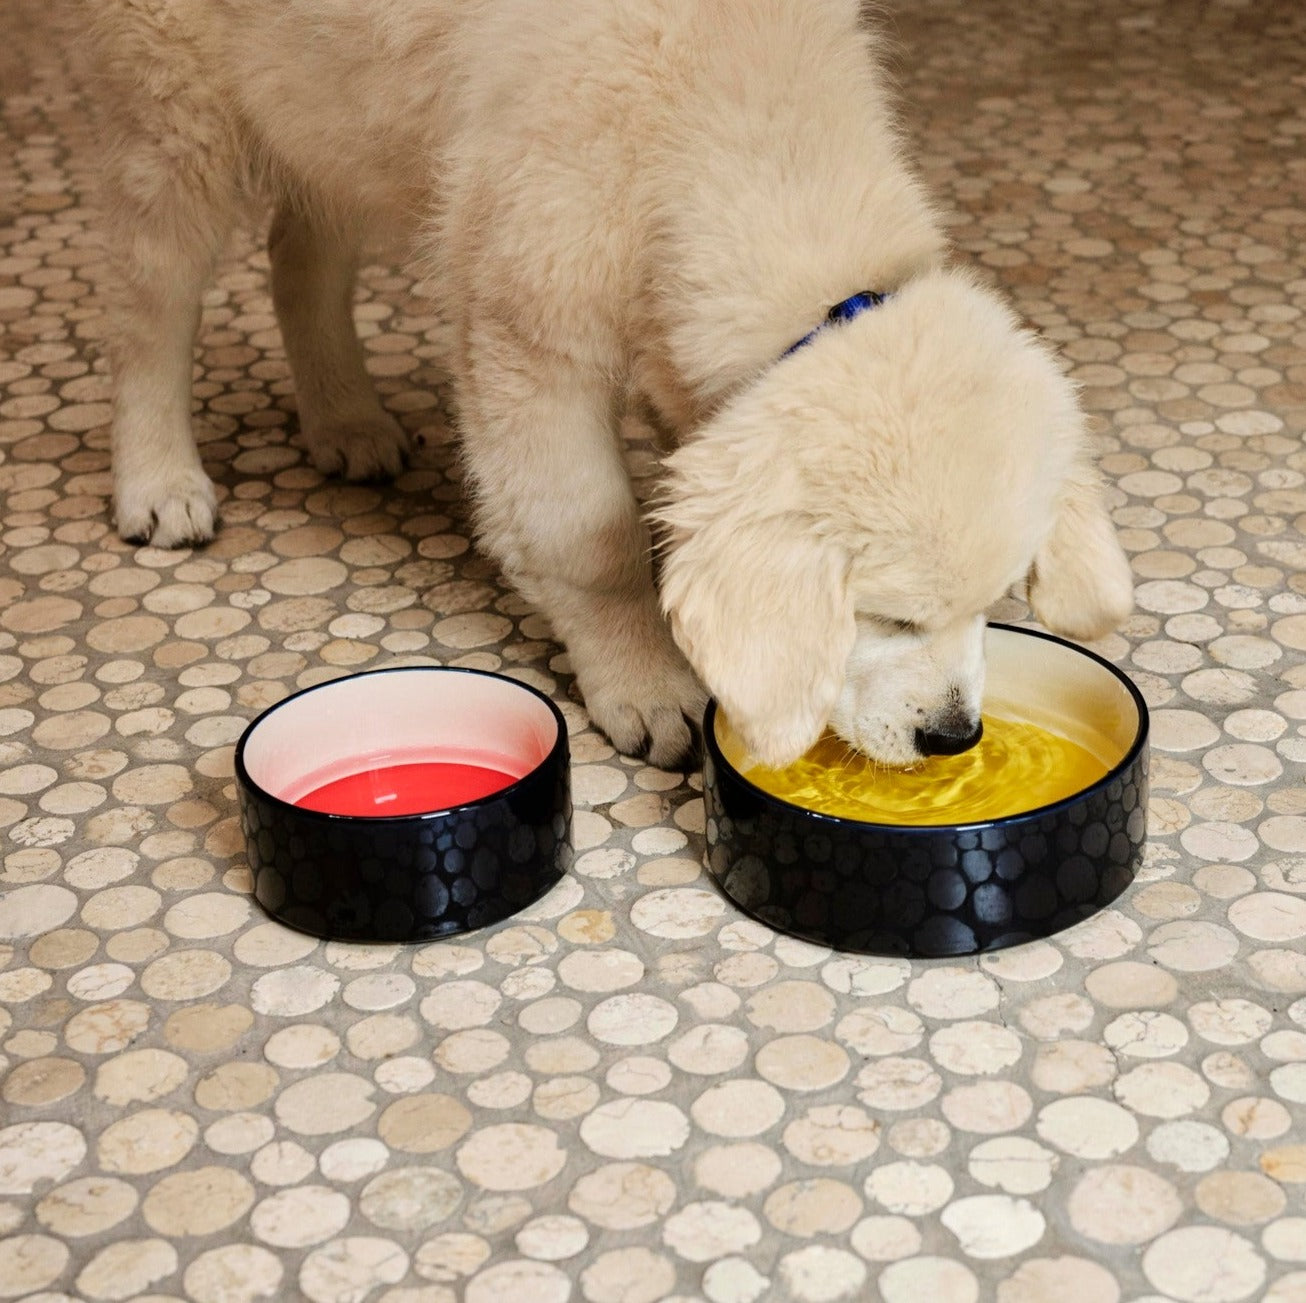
[{"x1": 85, "y1": 0, "x2": 1133, "y2": 770}]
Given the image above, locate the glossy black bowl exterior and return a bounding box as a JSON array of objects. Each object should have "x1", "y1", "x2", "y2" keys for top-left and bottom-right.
[
  {"x1": 703, "y1": 627, "x2": 1149, "y2": 958},
  {"x1": 235, "y1": 669, "x2": 571, "y2": 943}
]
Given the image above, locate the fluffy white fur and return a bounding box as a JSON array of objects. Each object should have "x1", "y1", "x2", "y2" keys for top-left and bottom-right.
[{"x1": 85, "y1": 0, "x2": 1134, "y2": 770}]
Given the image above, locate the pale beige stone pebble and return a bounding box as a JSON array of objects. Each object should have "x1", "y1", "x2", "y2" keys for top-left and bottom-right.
[
  {"x1": 515, "y1": 1214, "x2": 589, "y2": 1260},
  {"x1": 864, "y1": 1160, "x2": 954, "y2": 1215},
  {"x1": 855, "y1": 1057, "x2": 942, "y2": 1112},
  {"x1": 249, "y1": 965, "x2": 339, "y2": 1015},
  {"x1": 929, "y1": 1021, "x2": 1023, "y2": 1074},
  {"x1": 182, "y1": 1244, "x2": 283, "y2": 1303},
  {"x1": 466, "y1": 1070, "x2": 531, "y2": 1110},
  {"x1": 567, "y1": 1162, "x2": 676, "y2": 1230},
  {"x1": 1035, "y1": 1097, "x2": 1139, "y2": 1159},
  {"x1": 850, "y1": 1215, "x2": 922, "y2": 1262},
  {"x1": 194, "y1": 1061, "x2": 279, "y2": 1112},
  {"x1": 411, "y1": 1231, "x2": 490, "y2": 1282},
  {"x1": 1066, "y1": 1164, "x2": 1184, "y2": 1244},
  {"x1": 667, "y1": 1022, "x2": 750, "y2": 1075},
  {"x1": 250, "y1": 1186, "x2": 352, "y2": 1248},
  {"x1": 34, "y1": 1176, "x2": 137, "y2": 1237},
  {"x1": 939, "y1": 1081, "x2": 1033, "y2": 1135},
  {"x1": 579, "y1": 1098, "x2": 690, "y2": 1159},
  {"x1": 141, "y1": 1165, "x2": 256, "y2": 1235},
  {"x1": 996, "y1": 1257, "x2": 1122, "y2": 1303},
  {"x1": 96, "y1": 1108, "x2": 197, "y2": 1174},
  {"x1": 462, "y1": 1260, "x2": 571, "y2": 1303},
  {"x1": 532, "y1": 1075, "x2": 601, "y2": 1120},
  {"x1": 579, "y1": 1246, "x2": 677, "y2": 1303},
  {"x1": 605, "y1": 1054, "x2": 672, "y2": 1095},
  {"x1": 75, "y1": 1238, "x2": 178, "y2": 1300},
  {"x1": 376, "y1": 1093, "x2": 472, "y2": 1154},
  {"x1": 297, "y1": 1236, "x2": 409, "y2": 1303},
  {"x1": 941, "y1": 1194, "x2": 1046, "y2": 1259},
  {"x1": 1263, "y1": 1218, "x2": 1306, "y2": 1262},
  {"x1": 1017, "y1": 991, "x2": 1096, "y2": 1039},
  {"x1": 691, "y1": 1078, "x2": 786, "y2": 1137},
  {"x1": 1103, "y1": 1009, "x2": 1190, "y2": 1057},
  {"x1": 743, "y1": 979, "x2": 835, "y2": 1031},
  {"x1": 836, "y1": 1005, "x2": 924, "y2": 1056},
  {"x1": 763, "y1": 1178, "x2": 861, "y2": 1238},
  {"x1": 320, "y1": 1138, "x2": 390, "y2": 1183},
  {"x1": 702, "y1": 1256, "x2": 771, "y2": 1303},
  {"x1": 755, "y1": 1033, "x2": 850, "y2": 1091},
  {"x1": 905, "y1": 967, "x2": 1000, "y2": 1018},
  {"x1": 1197, "y1": 1170, "x2": 1288, "y2": 1226},
  {"x1": 455, "y1": 1123, "x2": 567, "y2": 1191},
  {"x1": 0, "y1": 1234, "x2": 68, "y2": 1298},
  {"x1": 273, "y1": 1072, "x2": 377, "y2": 1135},
  {"x1": 877, "y1": 1257, "x2": 979, "y2": 1303},
  {"x1": 249, "y1": 1139, "x2": 316, "y2": 1186},
  {"x1": 693, "y1": 1142, "x2": 784, "y2": 1198},
  {"x1": 967, "y1": 1136, "x2": 1058, "y2": 1195},
  {"x1": 629, "y1": 886, "x2": 726, "y2": 938},
  {"x1": 782, "y1": 1104, "x2": 881, "y2": 1166},
  {"x1": 887, "y1": 1117, "x2": 950, "y2": 1158},
  {"x1": 586, "y1": 991, "x2": 678, "y2": 1044},
  {"x1": 1030, "y1": 1039, "x2": 1117, "y2": 1093},
  {"x1": 1142, "y1": 1226, "x2": 1267, "y2": 1301},
  {"x1": 1190, "y1": 997, "x2": 1275, "y2": 1044},
  {"x1": 1114, "y1": 1060, "x2": 1211, "y2": 1117},
  {"x1": 1147, "y1": 1119, "x2": 1231, "y2": 1171},
  {"x1": 775, "y1": 1244, "x2": 867, "y2": 1302},
  {"x1": 557, "y1": 947, "x2": 644, "y2": 992},
  {"x1": 263, "y1": 1022, "x2": 341, "y2": 1069},
  {"x1": 662, "y1": 1198, "x2": 763, "y2": 1260}
]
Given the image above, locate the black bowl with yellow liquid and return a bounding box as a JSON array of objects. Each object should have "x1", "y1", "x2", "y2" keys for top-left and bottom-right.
[{"x1": 702, "y1": 624, "x2": 1149, "y2": 958}]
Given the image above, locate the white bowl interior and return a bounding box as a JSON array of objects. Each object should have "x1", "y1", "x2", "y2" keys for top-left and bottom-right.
[
  {"x1": 242, "y1": 669, "x2": 560, "y2": 806},
  {"x1": 716, "y1": 626, "x2": 1141, "y2": 777},
  {"x1": 982, "y1": 627, "x2": 1140, "y2": 767}
]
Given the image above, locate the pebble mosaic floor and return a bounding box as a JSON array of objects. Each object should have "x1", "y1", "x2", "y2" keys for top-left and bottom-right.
[{"x1": 3, "y1": 0, "x2": 1306, "y2": 1300}]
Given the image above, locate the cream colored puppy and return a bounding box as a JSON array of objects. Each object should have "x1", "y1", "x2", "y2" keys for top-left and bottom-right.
[{"x1": 86, "y1": 0, "x2": 1133, "y2": 770}]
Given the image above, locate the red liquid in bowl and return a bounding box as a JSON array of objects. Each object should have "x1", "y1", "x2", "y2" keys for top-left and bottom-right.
[{"x1": 296, "y1": 760, "x2": 517, "y2": 817}]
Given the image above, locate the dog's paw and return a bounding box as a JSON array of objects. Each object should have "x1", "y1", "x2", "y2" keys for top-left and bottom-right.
[
  {"x1": 583, "y1": 662, "x2": 709, "y2": 771},
  {"x1": 115, "y1": 472, "x2": 218, "y2": 548},
  {"x1": 306, "y1": 415, "x2": 410, "y2": 482}
]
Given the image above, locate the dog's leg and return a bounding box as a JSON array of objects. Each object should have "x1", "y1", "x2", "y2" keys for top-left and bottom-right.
[
  {"x1": 104, "y1": 150, "x2": 231, "y2": 547},
  {"x1": 269, "y1": 207, "x2": 410, "y2": 481},
  {"x1": 459, "y1": 330, "x2": 707, "y2": 769}
]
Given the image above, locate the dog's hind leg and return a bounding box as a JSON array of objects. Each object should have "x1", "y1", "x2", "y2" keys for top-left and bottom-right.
[
  {"x1": 458, "y1": 325, "x2": 707, "y2": 770},
  {"x1": 269, "y1": 207, "x2": 410, "y2": 482}
]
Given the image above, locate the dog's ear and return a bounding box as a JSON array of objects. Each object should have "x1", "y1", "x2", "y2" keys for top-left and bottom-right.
[
  {"x1": 1028, "y1": 465, "x2": 1134, "y2": 640},
  {"x1": 660, "y1": 516, "x2": 855, "y2": 769}
]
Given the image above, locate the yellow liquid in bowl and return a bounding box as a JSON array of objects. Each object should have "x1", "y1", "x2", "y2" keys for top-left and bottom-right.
[{"x1": 734, "y1": 715, "x2": 1108, "y2": 826}]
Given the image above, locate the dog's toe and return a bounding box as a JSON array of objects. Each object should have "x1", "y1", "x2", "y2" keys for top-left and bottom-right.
[
  {"x1": 307, "y1": 415, "x2": 410, "y2": 482},
  {"x1": 115, "y1": 474, "x2": 218, "y2": 549}
]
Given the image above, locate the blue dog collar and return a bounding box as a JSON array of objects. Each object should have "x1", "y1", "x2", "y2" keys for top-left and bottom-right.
[{"x1": 782, "y1": 290, "x2": 892, "y2": 358}]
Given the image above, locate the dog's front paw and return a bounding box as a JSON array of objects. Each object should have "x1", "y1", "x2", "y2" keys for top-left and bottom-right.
[
  {"x1": 581, "y1": 656, "x2": 709, "y2": 771},
  {"x1": 115, "y1": 471, "x2": 218, "y2": 548},
  {"x1": 305, "y1": 415, "x2": 410, "y2": 482}
]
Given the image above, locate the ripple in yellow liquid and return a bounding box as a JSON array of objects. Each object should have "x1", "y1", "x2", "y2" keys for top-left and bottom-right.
[{"x1": 739, "y1": 715, "x2": 1108, "y2": 826}]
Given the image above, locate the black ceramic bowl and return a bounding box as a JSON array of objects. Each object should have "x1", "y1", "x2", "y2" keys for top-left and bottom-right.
[
  {"x1": 703, "y1": 624, "x2": 1148, "y2": 958},
  {"x1": 235, "y1": 667, "x2": 571, "y2": 942}
]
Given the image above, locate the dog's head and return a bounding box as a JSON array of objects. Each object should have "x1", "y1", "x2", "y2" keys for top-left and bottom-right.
[{"x1": 656, "y1": 266, "x2": 1134, "y2": 769}]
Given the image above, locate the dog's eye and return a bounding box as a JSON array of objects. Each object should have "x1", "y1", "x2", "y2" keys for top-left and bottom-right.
[{"x1": 878, "y1": 616, "x2": 922, "y2": 636}]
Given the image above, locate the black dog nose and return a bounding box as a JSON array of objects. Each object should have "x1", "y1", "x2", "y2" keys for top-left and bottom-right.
[{"x1": 915, "y1": 717, "x2": 983, "y2": 757}]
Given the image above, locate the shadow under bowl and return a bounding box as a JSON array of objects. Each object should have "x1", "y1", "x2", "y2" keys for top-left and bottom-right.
[
  {"x1": 702, "y1": 623, "x2": 1149, "y2": 958},
  {"x1": 235, "y1": 666, "x2": 571, "y2": 943}
]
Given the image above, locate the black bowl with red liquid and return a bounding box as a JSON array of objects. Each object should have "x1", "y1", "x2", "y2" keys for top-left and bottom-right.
[{"x1": 235, "y1": 667, "x2": 571, "y2": 942}]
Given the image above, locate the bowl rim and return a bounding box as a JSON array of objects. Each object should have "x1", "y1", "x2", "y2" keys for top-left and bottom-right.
[
  {"x1": 234, "y1": 665, "x2": 569, "y2": 825},
  {"x1": 705, "y1": 621, "x2": 1150, "y2": 835}
]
